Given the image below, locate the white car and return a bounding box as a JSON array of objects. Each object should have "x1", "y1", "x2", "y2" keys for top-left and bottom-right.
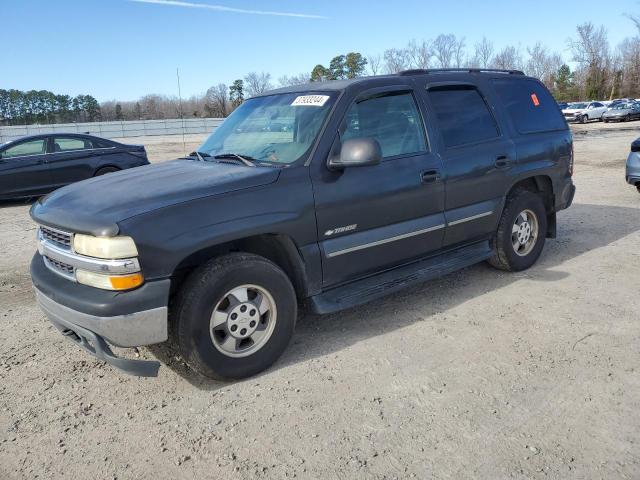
[{"x1": 562, "y1": 101, "x2": 608, "y2": 123}]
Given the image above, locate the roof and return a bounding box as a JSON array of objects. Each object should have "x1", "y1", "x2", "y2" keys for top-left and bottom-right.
[{"x1": 259, "y1": 69, "x2": 528, "y2": 97}]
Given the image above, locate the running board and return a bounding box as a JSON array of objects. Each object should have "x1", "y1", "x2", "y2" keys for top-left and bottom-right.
[{"x1": 309, "y1": 241, "x2": 493, "y2": 315}]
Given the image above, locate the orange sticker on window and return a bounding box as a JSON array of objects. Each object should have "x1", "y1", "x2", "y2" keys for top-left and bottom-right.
[{"x1": 531, "y1": 93, "x2": 540, "y2": 106}]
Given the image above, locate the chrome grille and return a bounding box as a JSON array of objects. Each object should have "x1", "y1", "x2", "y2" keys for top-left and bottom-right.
[
  {"x1": 43, "y1": 255, "x2": 75, "y2": 278},
  {"x1": 40, "y1": 226, "x2": 72, "y2": 249}
]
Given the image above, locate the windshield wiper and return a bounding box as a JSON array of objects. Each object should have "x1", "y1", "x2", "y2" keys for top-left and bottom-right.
[
  {"x1": 189, "y1": 151, "x2": 211, "y2": 162},
  {"x1": 213, "y1": 153, "x2": 257, "y2": 167}
]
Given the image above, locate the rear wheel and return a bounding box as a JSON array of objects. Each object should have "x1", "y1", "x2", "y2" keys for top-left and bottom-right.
[
  {"x1": 172, "y1": 253, "x2": 297, "y2": 380},
  {"x1": 488, "y1": 188, "x2": 547, "y2": 272},
  {"x1": 94, "y1": 166, "x2": 120, "y2": 176}
]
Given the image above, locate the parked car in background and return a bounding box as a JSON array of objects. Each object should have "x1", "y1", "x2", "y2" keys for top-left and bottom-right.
[
  {"x1": 0, "y1": 133, "x2": 149, "y2": 200},
  {"x1": 557, "y1": 102, "x2": 569, "y2": 110},
  {"x1": 562, "y1": 101, "x2": 608, "y2": 123},
  {"x1": 602, "y1": 102, "x2": 640, "y2": 122},
  {"x1": 627, "y1": 137, "x2": 640, "y2": 193}
]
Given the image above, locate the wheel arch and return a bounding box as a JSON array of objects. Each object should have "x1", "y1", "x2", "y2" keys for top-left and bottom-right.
[
  {"x1": 505, "y1": 175, "x2": 556, "y2": 238},
  {"x1": 170, "y1": 233, "x2": 311, "y2": 301},
  {"x1": 93, "y1": 164, "x2": 122, "y2": 176}
]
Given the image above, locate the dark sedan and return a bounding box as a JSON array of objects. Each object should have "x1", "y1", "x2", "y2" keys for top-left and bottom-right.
[{"x1": 0, "y1": 133, "x2": 149, "y2": 199}]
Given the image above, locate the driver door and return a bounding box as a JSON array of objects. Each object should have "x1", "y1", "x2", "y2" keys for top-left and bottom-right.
[
  {"x1": 0, "y1": 137, "x2": 51, "y2": 198},
  {"x1": 310, "y1": 87, "x2": 445, "y2": 287}
]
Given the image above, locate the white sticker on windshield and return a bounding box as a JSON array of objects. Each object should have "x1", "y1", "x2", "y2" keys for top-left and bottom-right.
[{"x1": 291, "y1": 95, "x2": 330, "y2": 107}]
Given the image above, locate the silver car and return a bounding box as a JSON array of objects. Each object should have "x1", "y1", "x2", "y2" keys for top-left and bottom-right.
[
  {"x1": 603, "y1": 102, "x2": 640, "y2": 123},
  {"x1": 626, "y1": 138, "x2": 640, "y2": 193}
]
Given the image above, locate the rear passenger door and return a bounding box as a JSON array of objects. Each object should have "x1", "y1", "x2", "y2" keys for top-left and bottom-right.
[
  {"x1": 422, "y1": 83, "x2": 516, "y2": 247},
  {"x1": 48, "y1": 136, "x2": 96, "y2": 187}
]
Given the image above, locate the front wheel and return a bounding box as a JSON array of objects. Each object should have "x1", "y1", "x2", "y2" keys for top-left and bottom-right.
[
  {"x1": 172, "y1": 253, "x2": 297, "y2": 380},
  {"x1": 579, "y1": 115, "x2": 587, "y2": 124},
  {"x1": 488, "y1": 188, "x2": 547, "y2": 272}
]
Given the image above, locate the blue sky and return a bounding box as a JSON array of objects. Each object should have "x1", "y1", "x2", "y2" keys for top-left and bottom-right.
[{"x1": 2, "y1": 0, "x2": 639, "y2": 101}]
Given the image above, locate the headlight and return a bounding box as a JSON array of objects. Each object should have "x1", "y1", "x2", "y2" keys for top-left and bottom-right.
[
  {"x1": 76, "y1": 270, "x2": 144, "y2": 291},
  {"x1": 73, "y1": 234, "x2": 138, "y2": 259}
]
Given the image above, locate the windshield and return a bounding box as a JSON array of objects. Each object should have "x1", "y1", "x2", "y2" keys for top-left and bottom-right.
[
  {"x1": 569, "y1": 102, "x2": 587, "y2": 109},
  {"x1": 197, "y1": 92, "x2": 335, "y2": 165},
  {"x1": 613, "y1": 103, "x2": 633, "y2": 110}
]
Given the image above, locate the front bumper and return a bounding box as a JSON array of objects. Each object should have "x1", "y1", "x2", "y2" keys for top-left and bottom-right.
[
  {"x1": 626, "y1": 152, "x2": 640, "y2": 186},
  {"x1": 36, "y1": 289, "x2": 162, "y2": 377},
  {"x1": 31, "y1": 253, "x2": 170, "y2": 376}
]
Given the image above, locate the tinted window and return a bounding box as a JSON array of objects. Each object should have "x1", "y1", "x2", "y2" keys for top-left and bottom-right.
[
  {"x1": 1, "y1": 139, "x2": 46, "y2": 158},
  {"x1": 427, "y1": 86, "x2": 499, "y2": 148},
  {"x1": 53, "y1": 137, "x2": 92, "y2": 152},
  {"x1": 591, "y1": 102, "x2": 604, "y2": 108},
  {"x1": 341, "y1": 92, "x2": 426, "y2": 158},
  {"x1": 492, "y1": 78, "x2": 566, "y2": 134}
]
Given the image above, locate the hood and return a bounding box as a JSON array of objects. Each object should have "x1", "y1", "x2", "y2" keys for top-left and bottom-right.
[
  {"x1": 30, "y1": 159, "x2": 281, "y2": 236},
  {"x1": 563, "y1": 108, "x2": 585, "y2": 114}
]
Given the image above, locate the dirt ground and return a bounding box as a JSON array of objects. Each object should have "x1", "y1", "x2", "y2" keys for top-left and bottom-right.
[{"x1": 1, "y1": 122, "x2": 639, "y2": 479}]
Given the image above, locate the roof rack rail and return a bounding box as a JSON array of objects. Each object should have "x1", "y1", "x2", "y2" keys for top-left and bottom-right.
[{"x1": 398, "y1": 68, "x2": 525, "y2": 76}]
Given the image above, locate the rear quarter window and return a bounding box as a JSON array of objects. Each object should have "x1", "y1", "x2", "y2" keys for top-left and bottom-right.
[{"x1": 492, "y1": 78, "x2": 566, "y2": 134}]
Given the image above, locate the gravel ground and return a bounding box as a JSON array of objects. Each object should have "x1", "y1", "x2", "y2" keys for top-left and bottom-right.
[{"x1": 1, "y1": 123, "x2": 639, "y2": 479}]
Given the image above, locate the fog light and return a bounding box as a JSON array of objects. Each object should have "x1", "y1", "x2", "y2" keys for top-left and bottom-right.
[{"x1": 76, "y1": 270, "x2": 144, "y2": 291}]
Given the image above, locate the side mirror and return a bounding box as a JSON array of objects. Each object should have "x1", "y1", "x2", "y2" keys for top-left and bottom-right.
[{"x1": 328, "y1": 137, "x2": 382, "y2": 170}]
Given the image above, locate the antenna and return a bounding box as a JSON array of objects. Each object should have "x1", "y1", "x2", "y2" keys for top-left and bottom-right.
[{"x1": 176, "y1": 67, "x2": 186, "y2": 157}]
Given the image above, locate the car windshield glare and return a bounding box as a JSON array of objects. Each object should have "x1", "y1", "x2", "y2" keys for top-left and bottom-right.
[{"x1": 197, "y1": 92, "x2": 335, "y2": 165}]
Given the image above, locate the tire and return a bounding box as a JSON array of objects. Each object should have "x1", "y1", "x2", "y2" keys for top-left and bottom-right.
[
  {"x1": 94, "y1": 166, "x2": 120, "y2": 176},
  {"x1": 636, "y1": 185, "x2": 640, "y2": 194},
  {"x1": 579, "y1": 115, "x2": 587, "y2": 124},
  {"x1": 172, "y1": 253, "x2": 297, "y2": 380},
  {"x1": 488, "y1": 188, "x2": 548, "y2": 272}
]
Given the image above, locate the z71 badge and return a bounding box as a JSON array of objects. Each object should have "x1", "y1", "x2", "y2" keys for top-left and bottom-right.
[{"x1": 324, "y1": 224, "x2": 357, "y2": 236}]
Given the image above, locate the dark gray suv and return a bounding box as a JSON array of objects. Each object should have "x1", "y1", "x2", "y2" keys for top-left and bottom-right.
[{"x1": 30, "y1": 69, "x2": 575, "y2": 379}]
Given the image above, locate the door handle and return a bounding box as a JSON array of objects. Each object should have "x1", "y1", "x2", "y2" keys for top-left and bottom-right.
[
  {"x1": 421, "y1": 169, "x2": 440, "y2": 183},
  {"x1": 494, "y1": 155, "x2": 511, "y2": 169}
]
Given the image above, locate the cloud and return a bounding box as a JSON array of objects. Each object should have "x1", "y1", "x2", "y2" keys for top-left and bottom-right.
[{"x1": 128, "y1": 0, "x2": 328, "y2": 19}]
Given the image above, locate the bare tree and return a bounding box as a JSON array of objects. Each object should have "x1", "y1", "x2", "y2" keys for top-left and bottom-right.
[
  {"x1": 431, "y1": 34, "x2": 465, "y2": 68},
  {"x1": 407, "y1": 39, "x2": 433, "y2": 69},
  {"x1": 471, "y1": 37, "x2": 494, "y2": 68},
  {"x1": 492, "y1": 46, "x2": 523, "y2": 70},
  {"x1": 526, "y1": 43, "x2": 563, "y2": 87},
  {"x1": 205, "y1": 83, "x2": 229, "y2": 117},
  {"x1": 569, "y1": 23, "x2": 611, "y2": 98},
  {"x1": 454, "y1": 36, "x2": 466, "y2": 67},
  {"x1": 244, "y1": 72, "x2": 273, "y2": 98},
  {"x1": 278, "y1": 73, "x2": 310, "y2": 87},
  {"x1": 366, "y1": 53, "x2": 382, "y2": 75},
  {"x1": 383, "y1": 47, "x2": 411, "y2": 73},
  {"x1": 432, "y1": 34, "x2": 457, "y2": 68}
]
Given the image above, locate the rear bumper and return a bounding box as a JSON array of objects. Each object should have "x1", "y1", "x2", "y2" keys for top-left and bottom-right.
[{"x1": 555, "y1": 179, "x2": 576, "y2": 211}]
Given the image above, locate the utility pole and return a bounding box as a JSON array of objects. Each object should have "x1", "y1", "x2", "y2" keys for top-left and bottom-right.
[{"x1": 176, "y1": 67, "x2": 186, "y2": 157}]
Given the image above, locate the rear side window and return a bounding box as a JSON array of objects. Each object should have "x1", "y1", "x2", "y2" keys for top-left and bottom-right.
[
  {"x1": 492, "y1": 79, "x2": 566, "y2": 134},
  {"x1": 426, "y1": 86, "x2": 499, "y2": 148},
  {"x1": 52, "y1": 137, "x2": 93, "y2": 152}
]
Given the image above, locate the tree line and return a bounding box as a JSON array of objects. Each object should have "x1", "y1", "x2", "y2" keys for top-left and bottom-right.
[
  {"x1": 0, "y1": 90, "x2": 101, "y2": 126},
  {"x1": 2, "y1": 18, "x2": 639, "y2": 126}
]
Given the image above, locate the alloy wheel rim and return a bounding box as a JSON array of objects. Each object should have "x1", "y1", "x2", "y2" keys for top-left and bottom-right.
[
  {"x1": 511, "y1": 209, "x2": 538, "y2": 257},
  {"x1": 209, "y1": 284, "x2": 277, "y2": 358}
]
